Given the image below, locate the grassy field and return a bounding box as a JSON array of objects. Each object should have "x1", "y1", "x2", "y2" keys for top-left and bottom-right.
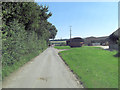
[
  {"x1": 55, "y1": 46, "x2": 118, "y2": 88},
  {"x1": 54, "y1": 46, "x2": 71, "y2": 49}
]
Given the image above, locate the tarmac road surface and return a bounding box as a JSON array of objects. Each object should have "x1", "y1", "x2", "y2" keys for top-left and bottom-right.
[{"x1": 2, "y1": 47, "x2": 83, "y2": 88}]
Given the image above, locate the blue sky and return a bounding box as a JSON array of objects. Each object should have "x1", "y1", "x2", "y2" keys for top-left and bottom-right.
[{"x1": 37, "y1": 2, "x2": 118, "y2": 39}]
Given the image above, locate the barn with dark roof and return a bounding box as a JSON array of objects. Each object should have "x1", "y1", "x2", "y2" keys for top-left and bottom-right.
[
  {"x1": 109, "y1": 28, "x2": 120, "y2": 50},
  {"x1": 66, "y1": 37, "x2": 84, "y2": 48}
]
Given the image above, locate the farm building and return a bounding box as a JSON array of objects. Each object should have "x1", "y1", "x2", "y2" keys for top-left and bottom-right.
[
  {"x1": 50, "y1": 39, "x2": 67, "y2": 46},
  {"x1": 109, "y1": 28, "x2": 120, "y2": 50},
  {"x1": 66, "y1": 37, "x2": 84, "y2": 48},
  {"x1": 84, "y1": 36, "x2": 108, "y2": 46}
]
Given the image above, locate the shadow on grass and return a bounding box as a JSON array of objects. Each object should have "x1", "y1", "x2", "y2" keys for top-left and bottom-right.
[{"x1": 114, "y1": 52, "x2": 120, "y2": 57}]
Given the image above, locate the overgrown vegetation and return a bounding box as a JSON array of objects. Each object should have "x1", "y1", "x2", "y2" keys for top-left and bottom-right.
[
  {"x1": 58, "y1": 46, "x2": 118, "y2": 88},
  {"x1": 2, "y1": 2, "x2": 57, "y2": 79}
]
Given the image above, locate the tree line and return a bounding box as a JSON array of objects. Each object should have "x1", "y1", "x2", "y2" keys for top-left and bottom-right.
[{"x1": 2, "y1": 2, "x2": 57, "y2": 77}]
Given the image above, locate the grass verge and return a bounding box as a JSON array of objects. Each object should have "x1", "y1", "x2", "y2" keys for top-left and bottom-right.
[
  {"x1": 54, "y1": 46, "x2": 71, "y2": 49},
  {"x1": 2, "y1": 49, "x2": 46, "y2": 79},
  {"x1": 58, "y1": 46, "x2": 118, "y2": 88}
]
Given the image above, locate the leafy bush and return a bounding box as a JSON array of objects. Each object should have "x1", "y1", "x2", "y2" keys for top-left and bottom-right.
[{"x1": 60, "y1": 42, "x2": 66, "y2": 46}]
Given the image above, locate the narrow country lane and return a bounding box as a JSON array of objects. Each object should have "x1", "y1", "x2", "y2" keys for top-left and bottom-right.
[{"x1": 2, "y1": 47, "x2": 83, "y2": 88}]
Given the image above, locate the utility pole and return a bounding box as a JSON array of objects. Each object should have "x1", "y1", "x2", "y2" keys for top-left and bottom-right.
[{"x1": 70, "y1": 26, "x2": 72, "y2": 39}]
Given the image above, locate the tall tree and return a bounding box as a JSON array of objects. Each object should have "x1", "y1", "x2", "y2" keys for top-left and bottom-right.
[{"x1": 2, "y1": 2, "x2": 57, "y2": 69}]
